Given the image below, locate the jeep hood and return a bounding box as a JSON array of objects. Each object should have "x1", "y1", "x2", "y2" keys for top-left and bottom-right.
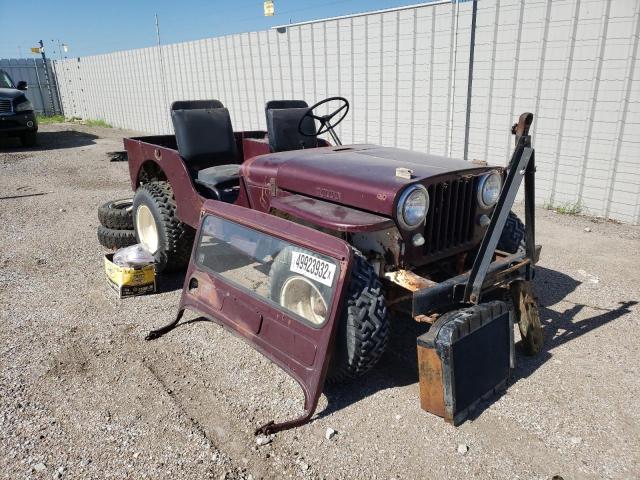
[{"x1": 243, "y1": 145, "x2": 492, "y2": 216}]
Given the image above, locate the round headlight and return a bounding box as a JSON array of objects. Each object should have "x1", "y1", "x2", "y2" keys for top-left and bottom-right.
[
  {"x1": 478, "y1": 172, "x2": 502, "y2": 208},
  {"x1": 397, "y1": 185, "x2": 429, "y2": 229}
]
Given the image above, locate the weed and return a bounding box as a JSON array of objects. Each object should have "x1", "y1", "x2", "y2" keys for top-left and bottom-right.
[
  {"x1": 544, "y1": 200, "x2": 583, "y2": 215},
  {"x1": 36, "y1": 114, "x2": 65, "y2": 124},
  {"x1": 83, "y1": 118, "x2": 112, "y2": 128},
  {"x1": 35, "y1": 114, "x2": 112, "y2": 128}
]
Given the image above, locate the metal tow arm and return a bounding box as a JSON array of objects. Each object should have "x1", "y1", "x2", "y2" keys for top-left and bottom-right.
[{"x1": 464, "y1": 112, "x2": 535, "y2": 304}]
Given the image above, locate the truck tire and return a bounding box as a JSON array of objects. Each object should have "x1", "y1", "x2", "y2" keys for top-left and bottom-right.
[
  {"x1": 269, "y1": 248, "x2": 389, "y2": 383},
  {"x1": 132, "y1": 181, "x2": 194, "y2": 273},
  {"x1": 497, "y1": 211, "x2": 525, "y2": 254},
  {"x1": 20, "y1": 132, "x2": 37, "y2": 147},
  {"x1": 98, "y1": 199, "x2": 134, "y2": 230},
  {"x1": 97, "y1": 226, "x2": 136, "y2": 249}
]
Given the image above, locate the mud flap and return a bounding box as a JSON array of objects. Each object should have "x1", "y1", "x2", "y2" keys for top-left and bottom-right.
[{"x1": 145, "y1": 200, "x2": 354, "y2": 434}]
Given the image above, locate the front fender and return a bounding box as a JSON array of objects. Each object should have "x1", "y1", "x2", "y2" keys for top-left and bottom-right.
[{"x1": 270, "y1": 193, "x2": 394, "y2": 233}]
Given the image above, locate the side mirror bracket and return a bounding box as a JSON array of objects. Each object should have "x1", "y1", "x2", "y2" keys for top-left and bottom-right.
[{"x1": 16, "y1": 81, "x2": 28, "y2": 91}]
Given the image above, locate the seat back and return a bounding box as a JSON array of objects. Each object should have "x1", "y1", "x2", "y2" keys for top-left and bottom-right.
[
  {"x1": 265, "y1": 100, "x2": 318, "y2": 152},
  {"x1": 171, "y1": 100, "x2": 237, "y2": 170},
  {"x1": 171, "y1": 99, "x2": 224, "y2": 111}
]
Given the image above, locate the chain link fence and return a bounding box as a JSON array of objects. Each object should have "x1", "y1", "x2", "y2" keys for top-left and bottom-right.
[{"x1": 0, "y1": 58, "x2": 63, "y2": 115}]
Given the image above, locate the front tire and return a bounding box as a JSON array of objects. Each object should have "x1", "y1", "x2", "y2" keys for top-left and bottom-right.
[
  {"x1": 269, "y1": 249, "x2": 389, "y2": 383},
  {"x1": 132, "y1": 181, "x2": 194, "y2": 273},
  {"x1": 497, "y1": 211, "x2": 525, "y2": 254}
]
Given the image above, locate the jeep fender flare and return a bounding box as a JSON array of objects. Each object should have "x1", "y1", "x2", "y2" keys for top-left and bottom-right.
[{"x1": 126, "y1": 138, "x2": 203, "y2": 229}]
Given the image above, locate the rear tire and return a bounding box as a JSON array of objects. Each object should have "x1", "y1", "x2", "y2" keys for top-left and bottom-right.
[
  {"x1": 132, "y1": 181, "x2": 194, "y2": 273},
  {"x1": 98, "y1": 199, "x2": 134, "y2": 230},
  {"x1": 20, "y1": 132, "x2": 37, "y2": 147},
  {"x1": 497, "y1": 211, "x2": 525, "y2": 254},
  {"x1": 97, "y1": 226, "x2": 136, "y2": 249}
]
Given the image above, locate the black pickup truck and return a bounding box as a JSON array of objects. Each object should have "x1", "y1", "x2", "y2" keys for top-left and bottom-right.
[{"x1": 0, "y1": 69, "x2": 38, "y2": 147}]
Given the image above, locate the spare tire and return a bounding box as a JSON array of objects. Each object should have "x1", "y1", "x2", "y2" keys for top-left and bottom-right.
[
  {"x1": 97, "y1": 226, "x2": 136, "y2": 249},
  {"x1": 269, "y1": 248, "x2": 389, "y2": 383},
  {"x1": 98, "y1": 199, "x2": 134, "y2": 230}
]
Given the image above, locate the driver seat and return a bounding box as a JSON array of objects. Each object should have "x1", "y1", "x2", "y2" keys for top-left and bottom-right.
[{"x1": 265, "y1": 100, "x2": 318, "y2": 152}]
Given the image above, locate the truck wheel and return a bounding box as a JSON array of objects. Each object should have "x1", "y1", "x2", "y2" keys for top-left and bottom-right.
[
  {"x1": 269, "y1": 249, "x2": 389, "y2": 383},
  {"x1": 510, "y1": 280, "x2": 543, "y2": 355},
  {"x1": 132, "y1": 181, "x2": 194, "y2": 273},
  {"x1": 497, "y1": 211, "x2": 525, "y2": 254},
  {"x1": 98, "y1": 199, "x2": 134, "y2": 230},
  {"x1": 20, "y1": 132, "x2": 37, "y2": 147},
  {"x1": 97, "y1": 225, "x2": 136, "y2": 249}
]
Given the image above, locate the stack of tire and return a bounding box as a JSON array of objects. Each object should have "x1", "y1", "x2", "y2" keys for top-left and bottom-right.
[{"x1": 97, "y1": 199, "x2": 137, "y2": 249}]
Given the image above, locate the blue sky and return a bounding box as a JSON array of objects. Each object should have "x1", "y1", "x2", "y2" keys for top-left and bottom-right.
[{"x1": 0, "y1": 0, "x2": 427, "y2": 59}]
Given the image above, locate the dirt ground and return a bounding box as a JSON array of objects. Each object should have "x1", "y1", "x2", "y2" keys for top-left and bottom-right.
[{"x1": 1, "y1": 124, "x2": 639, "y2": 480}]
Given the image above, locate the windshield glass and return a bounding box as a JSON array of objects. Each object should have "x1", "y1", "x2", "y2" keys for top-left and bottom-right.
[
  {"x1": 195, "y1": 215, "x2": 341, "y2": 327},
  {"x1": 0, "y1": 72, "x2": 15, "y2": 89}
]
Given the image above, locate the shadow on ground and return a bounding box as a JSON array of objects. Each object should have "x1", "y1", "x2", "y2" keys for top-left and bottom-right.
[
  {"x1": 319, "y1": 266, "x2": 637, "y2": 422},
  {"x1": 513, "y1": 266, "x2": 637, "y2": 382},
  {"x1": 155, "y1": 272, "x2": 186, "y2": 294},
  {"x1": 0, "y1": 130, "x2": 98, "y2": 152},
  {"x1": 142, "y1": 264, "x2": 637, "y2": 425}
]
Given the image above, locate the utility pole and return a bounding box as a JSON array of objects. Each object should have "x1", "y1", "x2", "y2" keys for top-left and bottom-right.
[{"x1": 38, "y1": 40, "x2": 56, "y2": 115}]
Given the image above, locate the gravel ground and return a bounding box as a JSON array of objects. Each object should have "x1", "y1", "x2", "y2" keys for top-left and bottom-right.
[{"x1": 1, "y1": 124, "x2": 639, "y2": 480}]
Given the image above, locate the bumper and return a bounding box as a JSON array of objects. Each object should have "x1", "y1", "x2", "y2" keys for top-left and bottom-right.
[
  {"x1": 385, "y1": 246, "x2": 541, "y2": 317},
  {"x1": 0, "y1": 111, "x2": 38, "y2": 137},
  {"x1": 413, "y1": 247, "x2": 540, "y2": 315}
]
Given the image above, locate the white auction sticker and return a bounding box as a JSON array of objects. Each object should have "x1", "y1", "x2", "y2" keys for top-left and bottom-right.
[{"x1": 290, "y1": 251, "x2": 336, "y2": 287}]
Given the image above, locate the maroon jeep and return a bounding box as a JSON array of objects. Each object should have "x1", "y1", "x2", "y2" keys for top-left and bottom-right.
[{"x1": 124, "y1": 97, "x2": 541, "y2": 432}]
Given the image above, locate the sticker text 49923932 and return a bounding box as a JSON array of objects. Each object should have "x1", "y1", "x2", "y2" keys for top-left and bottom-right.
[{"x1": 290, "y1": 251, "x2": 336, "y2": 287}]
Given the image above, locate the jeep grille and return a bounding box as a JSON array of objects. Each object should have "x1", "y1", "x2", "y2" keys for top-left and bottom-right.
[
  {"x1": 0, "y1": 99, "x2": 11, "y2": 114},
  {"x1": 424, "y1": 176, "x2": 478, "y2": 255}
]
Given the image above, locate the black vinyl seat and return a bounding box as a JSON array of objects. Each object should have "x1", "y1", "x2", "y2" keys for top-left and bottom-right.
[
  {"x1": 170, "y1": 100, "x2": 240, "y2": 201},
  {"x1": 265, "y1": 100, "x2": 318, "y2": 152},
  {"x1": 196, "y1": 164, "x2": 241, "y2": 202}
]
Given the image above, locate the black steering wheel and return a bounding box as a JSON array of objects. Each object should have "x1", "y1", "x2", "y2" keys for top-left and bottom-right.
[{"x1": 298, "y1": 97, "x2": 350, "y2": 145}]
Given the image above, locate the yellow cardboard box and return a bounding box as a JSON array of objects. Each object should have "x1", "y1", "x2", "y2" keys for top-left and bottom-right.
[{"x1": 104, "y1": 253, "x2": 156, "y2": 298}]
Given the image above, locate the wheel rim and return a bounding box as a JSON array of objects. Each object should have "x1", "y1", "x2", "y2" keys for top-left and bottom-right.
[
  {"x1": 280, "y1": 276, "x2": 327, "y2": 325},
  {"x1": 135, "y1": 205, "x2": 159, "y2": 254},
  {"x1": 515, "y1": 282, "x2": 543, "y2": 354}
]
